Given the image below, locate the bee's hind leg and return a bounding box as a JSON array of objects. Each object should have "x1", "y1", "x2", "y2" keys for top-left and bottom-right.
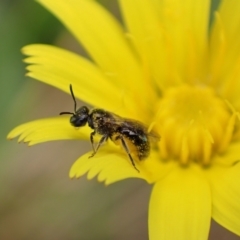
[{"x1": 115, "y1": 135, "x2": 140, "y2": 173}]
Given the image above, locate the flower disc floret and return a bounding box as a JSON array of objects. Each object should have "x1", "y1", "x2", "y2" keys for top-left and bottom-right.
[{"x1": 155, "y1": 85, "x2": 234, "y2": 165}]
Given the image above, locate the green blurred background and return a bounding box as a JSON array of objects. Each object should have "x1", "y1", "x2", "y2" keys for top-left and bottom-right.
[{"x1": 1, "y1": 0, "x2": 239, "y2": 239}]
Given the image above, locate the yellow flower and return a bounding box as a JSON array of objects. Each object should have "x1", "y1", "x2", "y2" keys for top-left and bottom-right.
[{"x1": 7, "y1": 0, "x2": 240, "y2": 239}]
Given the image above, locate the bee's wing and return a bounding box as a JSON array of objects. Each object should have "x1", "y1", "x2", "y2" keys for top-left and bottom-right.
[
  {"x1": 105, "y1": 111, "x2": 160, "y2": 141},
  {"x1": 147, "y1": 130, "x2": 160, "y2": 142},
  {"x1": 130, "y1": 119, "x2": 160, "y2": 142},
  {"x1": 114, "y1": 116, "x2": 160, "y2": 141}
]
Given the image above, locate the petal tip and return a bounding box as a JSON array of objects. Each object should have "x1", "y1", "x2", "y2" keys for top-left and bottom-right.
[
  {"x1": 6, "y1": 135, "x2": 13, "y2": 140},
  {"x1": 69, "y1": 169, "x2": 75, "y2": 178},
  {"x1": 7, "y1": 131, "x2": 18, "y2": 141}
]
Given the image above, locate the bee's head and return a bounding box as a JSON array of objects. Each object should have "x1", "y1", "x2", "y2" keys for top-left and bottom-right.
[
  {"x1": 69, "y1": 106, "x2": 89, "y2": 127},
  {"x1": 60, "y1": 85, "x2": 89, "y2": 127}
]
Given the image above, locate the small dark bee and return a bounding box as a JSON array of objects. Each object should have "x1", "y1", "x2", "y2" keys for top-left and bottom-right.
[{"x1": 60, "y1": 85, "x2": 159, "y2": 172}]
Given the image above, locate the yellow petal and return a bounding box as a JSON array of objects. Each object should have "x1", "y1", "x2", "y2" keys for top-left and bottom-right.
[
  {"x1": 69, "y1": 149, "x2": 146, "y2": 185},
  {"x1": 37, "y1": 0, "x2": 144, "y2": 95},
  {"x1": 7, "y1": 117, "x2": 90, "y2": 145},
  {"x1": 120, "y1": 0, "x2": 210, "y2": 88},
  {"x1": 209, "y1": 0, "x2": 240, "y2": 106},
  {"x1": 119, "y1": 0, "x2": 169, "y2": 89},
  {"x1": 207, "y1": 163, "x2": 240, "y2": 236},
  {"x1": 214, "y1": 141, "x2": 240, "y2": 166},
  {"x1": 23, "y1": 44, "x2": 123, "y2": 111},
  {"x1": 216, "y1": 0, "x2": 240, "y2": 65},
  {"x1": 153, "y1": 0, "x2": 210, "y2": 51},
  {"x1": 157, "y1": 0, "x2": 210, "y2": 84},
  {"x1": 149, "y1": 166, "x2": 211, "y2": 240}
]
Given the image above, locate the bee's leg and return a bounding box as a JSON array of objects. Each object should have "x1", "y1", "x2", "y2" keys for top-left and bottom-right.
[
  {"x1": 89, "y1": 134, "x2": 108, "y2": 158},
  {"x1": 90, "y1": 131, "x2": 96, "y2": 153},
  {"x1": 116, "y1": 135, "x2": 140, "y2": 173}
]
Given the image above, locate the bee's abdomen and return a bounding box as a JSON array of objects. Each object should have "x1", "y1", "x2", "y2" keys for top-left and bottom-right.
[
  {"x1": 120, "y1": 129, "x2": 150, "y2": 160},
  {"x1": 129, "y1": 135, "x2": 150, "y2": 160},
  {"x1": 136, "y1": 141, "x2": 150, "y2": 160}
]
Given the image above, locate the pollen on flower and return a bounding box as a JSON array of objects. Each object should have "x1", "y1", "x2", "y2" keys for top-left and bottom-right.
[{"x1": 154, "y1": 85, "x2": 237, "y2": 165}]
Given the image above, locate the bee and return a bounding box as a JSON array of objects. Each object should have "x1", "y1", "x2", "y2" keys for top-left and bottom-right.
[{"x1": 60, "y1": 85, "x2": 159, "y2": 172}]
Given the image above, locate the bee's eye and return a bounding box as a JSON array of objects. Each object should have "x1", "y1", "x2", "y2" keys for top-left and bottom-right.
[
  {"x1": 70, "y1": 112, "x2": 88, "y2": 127},
  {"x1": 77, "y1": 106, "x2": 89, "y2": 115}
]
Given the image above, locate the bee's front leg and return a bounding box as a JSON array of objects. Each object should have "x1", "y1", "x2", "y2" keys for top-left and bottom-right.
[
  {"x1": 90, "y1": 131, "x2": 96, "y2": 153},
  {"x1": 89, "y1": 133, "x2": 108, "y2": 158}
]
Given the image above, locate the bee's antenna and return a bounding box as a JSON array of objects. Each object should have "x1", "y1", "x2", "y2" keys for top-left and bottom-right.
[
  {"x1": 59, "y1": 84, "x2": 77, "y2": 116},
  {"x1": 69, "y1": 84, "x2": 77, "y2": 113},
  {"x1": 59, "y1": 111, "x2": 73, "y2": 115}
]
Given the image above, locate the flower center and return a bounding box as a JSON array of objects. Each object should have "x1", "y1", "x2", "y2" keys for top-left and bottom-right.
[{"x1": 155, "y1": 85, "x2": 236, "y2": 165}]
